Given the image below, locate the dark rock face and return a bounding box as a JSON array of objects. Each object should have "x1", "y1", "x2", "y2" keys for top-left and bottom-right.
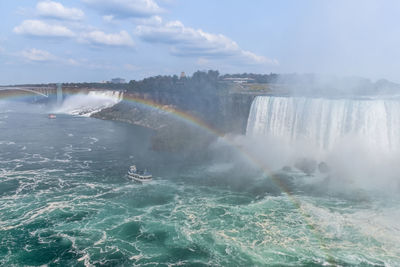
[
  {"x1": 90, "y1": 83, "x2": 258, "y2": 153},
  {"x1": 282, "y1": 166, "x2": 292, "y2": 172},
  {"x1": 91, "y1": 101, "x2": 169, "y2": 130},
  {"x1": 318, "y1": 162, "x2": 330, "y2": 173},
  {"x1": 92, "y1": 90, "x2": 255, "y2": 134},
  {"x1": 129, "y1": 91, "x2": 255, "y2": 134},
  {"x1": 219, "y1": 93, "x2": 255, "y2": 134},
  {"x1": 92, "y1": 100, "x2": 219, "y2": 155},
  {"x1": 294, "y1": 158, "x2": 317, "y2": 175},
  {"x1": 150, "y1": 122, "x2": 216, "y2": 155}
]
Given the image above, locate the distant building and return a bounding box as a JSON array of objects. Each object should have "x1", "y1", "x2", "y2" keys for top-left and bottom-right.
[
  {"x1": 180, "y1": 72, "x2": 186, "y2": 79},
  {"x1": 222, "y1": 77, "x2": 254, "y2": 84},
  {"x1": 111, "y1": 78, "x2": 126, "y2": 84}
]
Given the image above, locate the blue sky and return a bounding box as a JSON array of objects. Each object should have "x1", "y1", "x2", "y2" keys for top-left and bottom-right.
[{"x1": 1, "y1": 0, "x2": 400, "y2": 84}]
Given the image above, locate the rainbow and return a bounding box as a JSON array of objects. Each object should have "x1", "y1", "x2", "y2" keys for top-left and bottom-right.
[
  {"x1": 122, "y1": 94, "x2": 336, "y2": 263},
  {"x1": 0, "y1": 88, "x2": 336, "y2": 263}
]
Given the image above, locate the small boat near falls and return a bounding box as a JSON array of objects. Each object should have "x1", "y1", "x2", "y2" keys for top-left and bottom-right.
[{"x1": 128, "y1": 165, "x2": 152, "y2": 182}]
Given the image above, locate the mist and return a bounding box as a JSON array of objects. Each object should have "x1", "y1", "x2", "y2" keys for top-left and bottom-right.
[
  {"x1": 203, "y1": 92, "x2": 400, "y2": 198},
  {"x1": 54, "y1": 90, "x2": 123, "y2": 117},
  {"x1": 271, "y1": 73, "x2": 400, "y2": 97},
  {"x1": 277, "y1": 0, "x2": 400, "y2": 83}
]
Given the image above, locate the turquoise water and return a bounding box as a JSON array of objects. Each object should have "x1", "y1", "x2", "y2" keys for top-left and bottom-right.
[{"x1": 1, "y1": 101, "x2": 400, "y2": 266}]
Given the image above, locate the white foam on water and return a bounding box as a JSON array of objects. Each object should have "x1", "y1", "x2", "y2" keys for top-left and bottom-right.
[
  {"x1": 299, "y1": 198, "x2": 400, "y2": 264},
  {"x1": 88, "y1": 137, "x2": 99, "y2": 145},
  {"x1": 93, "y1": 231, "x2": 107, "y2": 246},
  {"x1": 0, "y1": 141, "x2": 16, "y2": 145}
]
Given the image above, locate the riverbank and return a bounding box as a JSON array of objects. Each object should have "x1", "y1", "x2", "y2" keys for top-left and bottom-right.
[{"x1": 92, "y1": 100, "x2": 218, "y2": 156}]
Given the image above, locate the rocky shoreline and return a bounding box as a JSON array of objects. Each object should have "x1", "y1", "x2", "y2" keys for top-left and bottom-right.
[
  {"x1": 91, "y1": 101, "x2": 170, "y2": 130},
  {"x1": 91, "y1": 101, "x2": 218, "y2": 155},
  {"x1": 90, "y1": 88, "x2": 259, "y2": 154}
]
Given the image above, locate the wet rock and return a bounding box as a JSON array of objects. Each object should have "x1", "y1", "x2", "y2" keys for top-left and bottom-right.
[
  {"x1": 318, "y1": 161, "x2": 330, "y2": 173},
  {"x1": 294, "y1": 158, "x2": 317, "y2": 175},
  {"x1": 282, "y1": 166, "x2": 292, "y2": 172}
]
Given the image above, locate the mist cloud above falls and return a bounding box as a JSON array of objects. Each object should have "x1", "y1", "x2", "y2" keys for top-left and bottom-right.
[
  {"x1": 279, "y1": 0, "x2": 400, "y2": 82},
  {"x1": 222, "y1": 133, "x2": 400, "y2": 198},
  {"x1": 271, "y1": 73, "x2": 400, "y2": 97}
]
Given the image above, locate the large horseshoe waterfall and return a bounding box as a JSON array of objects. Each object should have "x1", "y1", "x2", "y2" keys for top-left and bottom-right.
[{"x1": 246, "y1": 96, "x2": 400, "y2": 151}]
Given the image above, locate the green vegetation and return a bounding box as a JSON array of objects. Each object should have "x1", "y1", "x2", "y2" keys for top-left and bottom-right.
[
  {"x1": 60, "y1": 70, "x2": 281, "y2": 94},
  {"x1": 9, "y1": 70, "x2": 400, "y2": 97}
]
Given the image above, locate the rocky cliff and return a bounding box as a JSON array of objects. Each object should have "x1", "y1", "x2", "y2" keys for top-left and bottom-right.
[
  {"x1": 92, "y1": 90, "x2": 256, "y2": 134},
  {"x1": 91, "y1": 89, "x2": 257, "y2": 153}
]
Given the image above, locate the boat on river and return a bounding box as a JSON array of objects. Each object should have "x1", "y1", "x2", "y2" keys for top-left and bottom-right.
[{"x1": 128, "y1": 165, "x2": 152, "y2": 182}]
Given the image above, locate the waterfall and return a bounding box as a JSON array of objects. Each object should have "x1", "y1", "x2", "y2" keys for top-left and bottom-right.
[
  {"x1": 246, "y1": 96, "x2": 400, "y2": 151},
  {"x1": 55, "y1": 90, "x2": 124, "y2": 117}
]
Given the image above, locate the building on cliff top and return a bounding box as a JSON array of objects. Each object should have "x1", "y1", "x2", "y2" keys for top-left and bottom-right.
[
  {"x1": 111, "y1": 78, "x2": 126, "y2": 84},
  {"x1": 222, "y1": 77, "x2": 254, "y2": 84}
]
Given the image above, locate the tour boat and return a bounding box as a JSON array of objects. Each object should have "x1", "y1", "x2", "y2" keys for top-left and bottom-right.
[
  {"x1": 48, "y1": 114, "x2": 56, "y2": 119},
  {"x1": 128, "y1": 165, "x2": 152, "y2": 182}
]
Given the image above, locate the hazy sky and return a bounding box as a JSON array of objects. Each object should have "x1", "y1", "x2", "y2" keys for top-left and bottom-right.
[{"x1": 1, "y1": 0, "x2": 400, "y2": 84}]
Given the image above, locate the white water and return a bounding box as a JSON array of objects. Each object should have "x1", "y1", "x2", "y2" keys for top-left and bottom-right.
[
  {"x1": 245, "y1": 96, "x2": 400, "y2": 193},
  {"x1": 246, "y1": 96, "x2": 400, "y2": 152},
  {"x1": 55, "y1": 90, "x2": 123, "y2": 117}
]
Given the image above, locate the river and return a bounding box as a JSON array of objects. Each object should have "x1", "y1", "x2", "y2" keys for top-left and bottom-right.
[{"x1": 1, "y1": 100, "x2": 399, "y2": 266}]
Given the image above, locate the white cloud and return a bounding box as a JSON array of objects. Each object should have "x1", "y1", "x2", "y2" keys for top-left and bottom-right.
[
  {"x1": 75, "y1": 59, "x2": 115, "y2": 70},
  {"x1": 36, "y1": 1, "x2": 84, "y2": 20},
  {"x1": 135, "y1": 19, "x2": 277, "y2": 64},
  {"x1": 102, "y1": 15, "x2": 114, "y2": 23},
  {"x1": 197, "y1": 57, "x2": 209, "y2": 66},
  {"x1": 17, "y1": 49, "x2": 115, "y2": 70},
  {"x1": 124, "y1": 63, "x2": 140, "y2": 71},
  {"x1": 82, "y1": 30, "x2": 135, "y2": 47},
  {"x1": 14, "y1": 20, "x2": 75, "y2": 38},
  {"x1": 134, "y1": 15, "x2": 163, "y2": 26},
  {"x1": 83, "y1": 0, "x2": 162, "y2": 18},
  {"x1": 20, "y1": 48, "x2": 56, "y2": 62},
  {"x1": 65, "y1": 58, "x2": 80, "y2": 65}
]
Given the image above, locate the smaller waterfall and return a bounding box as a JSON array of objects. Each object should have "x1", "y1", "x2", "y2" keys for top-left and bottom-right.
[
  {"x1": 55, "y1": 90, "x2": 123, "y2": 117},
  {"x1": 56, "y1": 83, "x2": 63, "y2": 106},
  {"x1": 246, "y1": 96, "x2": 400, "y2": 152}
]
